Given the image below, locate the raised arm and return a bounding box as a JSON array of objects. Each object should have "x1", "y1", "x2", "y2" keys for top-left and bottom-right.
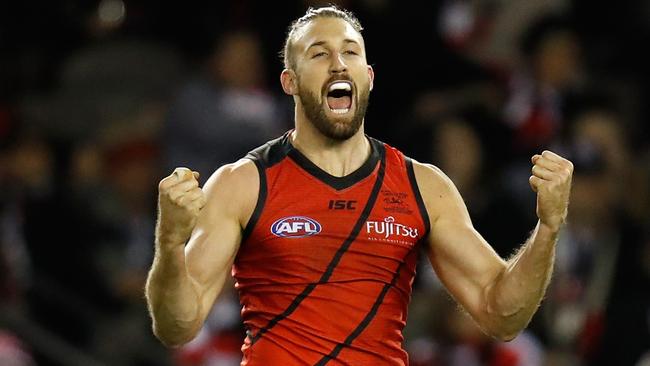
[
  {"x1": 413, "y1": 150, "x2": 572, "y2": 341},
  {"x1": 145, "y1": 160, "x2": 259, "y2": 347}
]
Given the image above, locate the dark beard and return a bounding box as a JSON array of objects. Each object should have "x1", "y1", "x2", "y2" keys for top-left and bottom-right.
[{"x1": 298, "y1": 82, "x2": 369, "y2": 141}]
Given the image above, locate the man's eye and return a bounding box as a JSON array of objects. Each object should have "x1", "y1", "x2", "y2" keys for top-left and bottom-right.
[
  {"x1": 312, "y1": 52, "x2": 327, "y2": 58},
  {"x1": 344, "y1": 50, "x2": 358, "y2": 55}
]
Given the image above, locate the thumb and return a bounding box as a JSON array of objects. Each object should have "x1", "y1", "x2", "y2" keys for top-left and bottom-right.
[
  {"x1": 172, "y1": 167, "x2": 193, "y2": 181},
  {"x1": 529, "y1": 175, "x2": 541, "y2": 193},
  {"x1": 192, "y1": 171, "x2": 200, "y2": 180}
]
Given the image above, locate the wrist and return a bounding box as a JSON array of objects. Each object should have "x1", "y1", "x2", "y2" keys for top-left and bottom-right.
[
  {"x1": 539, "y1": 211, "x2": 566, "y2": 233},
  {"x1": 538, "y1": 220, "x2": 561, "y2": 237},
  {"x1": 156, "y1": 226, "x2": 190, "y2": 250}
]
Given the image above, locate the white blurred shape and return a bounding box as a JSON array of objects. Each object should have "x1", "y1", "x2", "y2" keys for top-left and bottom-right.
[{"x1": 98, "y1": 0, "x2": 126, "y2": 25}]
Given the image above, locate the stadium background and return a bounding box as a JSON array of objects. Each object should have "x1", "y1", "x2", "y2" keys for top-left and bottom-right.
[{"x1": 0, "y1": 0, "x2": 649, "y2": 365}]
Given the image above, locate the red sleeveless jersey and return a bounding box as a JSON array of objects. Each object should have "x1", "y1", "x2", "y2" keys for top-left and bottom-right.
[{"x1": 232, "y1": 132, "x2": 430, "y2": 365}]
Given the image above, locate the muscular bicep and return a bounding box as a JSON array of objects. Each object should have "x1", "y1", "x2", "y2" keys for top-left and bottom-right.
[
  {"x1": 185, "y1": 210, "x2": 241, "y2": 322},
  {"x1": 184, "y1": 160, "x2": 258, "y2": 322},
  {"x1": 414, "y1": 163, "x2": 506, "y2": 319}
]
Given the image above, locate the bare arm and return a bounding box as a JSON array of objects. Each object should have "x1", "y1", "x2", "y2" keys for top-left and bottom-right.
[
  {"x1": 414, "y1": 151, "x2": 572, "y2": 341},
  {"x1": 145, "y1": 160, "x2": 258, "y2": 347}
]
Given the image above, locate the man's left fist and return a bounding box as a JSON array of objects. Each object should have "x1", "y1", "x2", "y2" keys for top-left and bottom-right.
[{"x1": 529, "y1": 150, "x2": 573, "y2": 232}]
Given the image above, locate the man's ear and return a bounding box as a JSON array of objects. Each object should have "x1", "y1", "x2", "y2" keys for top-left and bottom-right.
[
  {"x1": 367, "y1": 65, "x2": 375, "y2": 91},
  {"x1": 281, "y1": 69, "x2": 298, "y2": 95}
]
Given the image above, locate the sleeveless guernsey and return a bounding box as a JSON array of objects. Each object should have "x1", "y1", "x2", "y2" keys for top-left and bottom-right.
[{"x1": 232, "y1": 132, "x2": 430, "y2": 365}]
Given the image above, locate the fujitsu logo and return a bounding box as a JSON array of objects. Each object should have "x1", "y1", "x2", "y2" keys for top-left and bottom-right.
[{"x1": 365, "y1": 216, "x2": 418, "y2": 239}]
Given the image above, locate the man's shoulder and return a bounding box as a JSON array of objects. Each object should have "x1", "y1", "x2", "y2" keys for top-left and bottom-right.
[
  {"x1": 202, "y1": 159, "x2": 259, "y2": 208},
  {"x1": 409, "y1": 159, "x2": 449, "y2": 183},
  {"x1": 408, "y1": 159, "x2": 459, "y2": 199},
  {"x1": 223, "y1": 158, "x2": 259, "y2": 176},
  {"x1": 196, "y1": 159, "x2": 261, "y2": 227}
]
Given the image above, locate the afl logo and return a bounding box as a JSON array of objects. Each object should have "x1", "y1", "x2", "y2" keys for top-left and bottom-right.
[{"x1": 271, "y1": 216, "x2": 322, "y2": 238}]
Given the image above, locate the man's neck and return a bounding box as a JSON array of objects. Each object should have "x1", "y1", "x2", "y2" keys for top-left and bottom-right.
[{"x1": 290, "y1": 118, "x2": 371, "y2": 178}]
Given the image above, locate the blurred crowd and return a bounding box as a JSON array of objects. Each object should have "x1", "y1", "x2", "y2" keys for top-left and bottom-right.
[{"x1": 1, "y1": 1, "x2": 649, "y2": 365}]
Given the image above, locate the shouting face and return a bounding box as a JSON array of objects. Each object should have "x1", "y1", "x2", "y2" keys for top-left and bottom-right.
[{"x1": 282, "y1": 17, "x2": 374, "y2": 140}]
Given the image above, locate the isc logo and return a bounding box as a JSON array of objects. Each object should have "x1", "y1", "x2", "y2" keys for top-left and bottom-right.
[
  {"x1": 271, "y1": 216, "x2": 322, "y2": 238},
  {"x1": 328, "y1": 199, "x2": 357, "y2": 210}
]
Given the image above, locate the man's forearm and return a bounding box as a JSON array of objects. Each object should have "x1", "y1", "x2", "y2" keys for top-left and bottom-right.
[
  {"x1": 485, "y1": 221, "x2": 558, "y2": 339},
  {"x1": 145, "y1": 235, "x2": 203, "y2": 347}
]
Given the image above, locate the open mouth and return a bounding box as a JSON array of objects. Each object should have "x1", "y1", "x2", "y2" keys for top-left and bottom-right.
[{"x1": 326, "y1": 81, "x2": 353, "y2": 114}]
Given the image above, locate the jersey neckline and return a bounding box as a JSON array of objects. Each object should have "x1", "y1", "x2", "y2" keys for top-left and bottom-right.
[{"x1": 282, "y1": 132, "x2": 383, "y2": 191}]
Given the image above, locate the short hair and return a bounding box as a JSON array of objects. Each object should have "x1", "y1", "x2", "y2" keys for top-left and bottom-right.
[
  {"x1": 519, "y1": 15, "x2": 573, "y2": 59},
  {"x1": 280, "y1": 5, "x2": 363, "y2": 70}
]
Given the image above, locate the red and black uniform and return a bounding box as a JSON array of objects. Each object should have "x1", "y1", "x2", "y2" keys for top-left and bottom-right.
[{"x1": 233, "y1": 132, "x2": 430, "y2": 365}]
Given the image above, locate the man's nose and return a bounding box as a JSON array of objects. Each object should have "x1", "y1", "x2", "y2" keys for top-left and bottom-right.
[{"x1": 329, "y1": 53, "x2": 348, "y2": 74}]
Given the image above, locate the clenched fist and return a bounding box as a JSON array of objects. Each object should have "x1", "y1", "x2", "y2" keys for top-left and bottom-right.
[
  {"x1": 157, "y1": 167, "x2": 207, "y2": 247},
  {"x1": 529, "y1": 151, "x2": 573, "y2": 232}
]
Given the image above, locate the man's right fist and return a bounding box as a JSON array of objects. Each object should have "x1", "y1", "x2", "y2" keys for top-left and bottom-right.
[{"x1": 157, "y1": 167, "x2": 207, "y2": 246}]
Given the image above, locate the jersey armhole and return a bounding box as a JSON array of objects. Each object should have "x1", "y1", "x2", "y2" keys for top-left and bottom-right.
[
  {"x1": 241, "y1": 156, "x2": 267, "y2": 244},
  {"x1": 405, "y1": 157, "x2": 431, "y2": 237},
  {"x1": 239, "y1": 134, "x2": 291, "y2": 244}
]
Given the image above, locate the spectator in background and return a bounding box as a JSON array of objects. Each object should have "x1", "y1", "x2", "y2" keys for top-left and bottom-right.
[
  {"x1": 430, "y1": 117, "x2": 531, "y2": 256},
  {"x1": 541, "y1": 107, "x2": 648, "y2": 365},
  {"x1": 569, "y1": 106, "x2": 648, "y2": 222},
  {"x1": 437, "y1": 0, "x2": 570, "y2": 72},
  {"x1": 20, "y1": 0, "x2": 183, "y2": 143},
  {"x1": 564, "y1": 108, "x2": 650, "y2": 366},
  {"x1": 503, "y1": 16, "x2": 582, "y2": 156},
  {"x1": 0, "y1": 130, "x2": 113, "y2": 360},
  {"x1": 6, "y1": 3, "x2": 185, "y2": 361},
  {"x1": 163, "y1": 30, "x2": 285, "y2": 179},
  {"x1": 494, "y1": 16, "x2": 584, "y2": 226}
]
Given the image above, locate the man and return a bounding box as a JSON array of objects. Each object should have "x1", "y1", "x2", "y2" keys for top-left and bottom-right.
[{"x1": 146, "y1": 6, "x2": 573, "y2": 365}]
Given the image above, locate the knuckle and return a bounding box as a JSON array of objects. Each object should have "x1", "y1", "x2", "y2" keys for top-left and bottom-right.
[
  {"x1": 173, "y1": 167, "x2": 192, "y2": 181},
  {"x1": 177, "y1": 197, "x2": 192, "y2": 209},
  {"x1": 187, "y1": 193, "x2": 199, "y2": 202},
  {"x1": 566, "y1": 161, "x2": 574, "y2": 171},
  {"x1": 169, "y1": 192, "x2": 182, "y2": 203},
  {"x1": 158, "y1": 179, "x2": 171, "y2": 191}
]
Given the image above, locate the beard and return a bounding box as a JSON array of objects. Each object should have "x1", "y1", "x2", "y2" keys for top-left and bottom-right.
[{"x1": 297, "y1": 78, "x2": 370, "y2": 141}]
